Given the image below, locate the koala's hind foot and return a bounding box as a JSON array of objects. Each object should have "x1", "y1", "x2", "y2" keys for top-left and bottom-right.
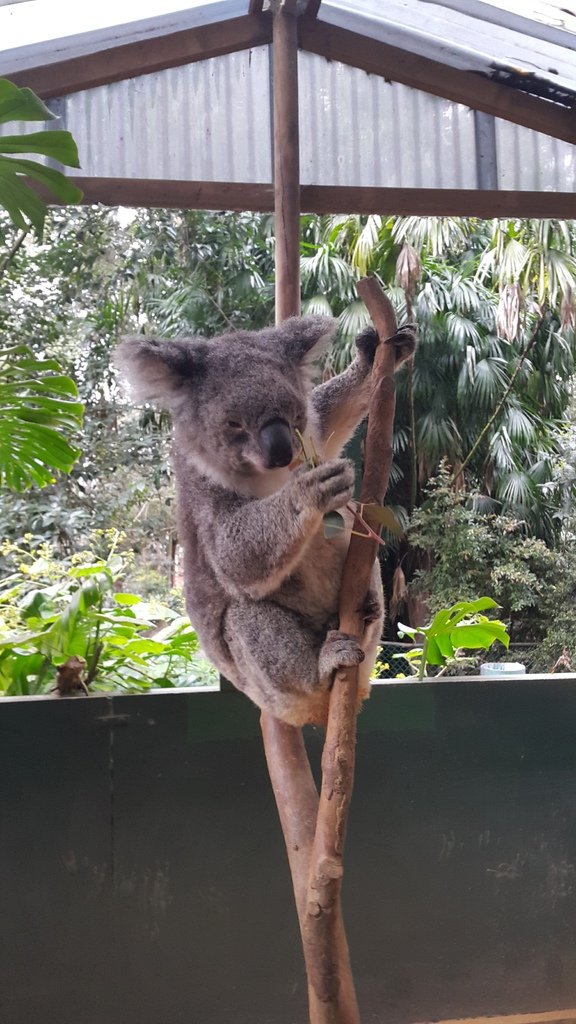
[
  {"x1": 356, "y1": 322, "x2": 417, "y2": 371},
  {"x1": 318, "y1": 630, "x2": 365, "y2": 681}
]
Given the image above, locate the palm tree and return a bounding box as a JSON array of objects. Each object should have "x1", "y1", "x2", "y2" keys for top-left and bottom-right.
[{"x1": 298, "y1": 213, "x2": 576, "y2": 541}]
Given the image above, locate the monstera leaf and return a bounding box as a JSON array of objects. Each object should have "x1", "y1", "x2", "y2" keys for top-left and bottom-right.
[
  {"x1": 0, "y1": 345, "x2": 83, "y2": 490},
  {"x1": 0, "y1": 79, "x2": 83, "y2": 235}
]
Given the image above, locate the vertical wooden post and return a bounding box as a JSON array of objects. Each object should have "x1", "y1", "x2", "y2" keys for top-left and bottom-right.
[{"x1": 272, "y1": 0, "x2": 301, "y2": 323}]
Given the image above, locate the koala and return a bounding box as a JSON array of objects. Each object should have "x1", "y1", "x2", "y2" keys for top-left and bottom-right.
[{"x1": 116, "y1": 316, "x2": 415, "y2": 727}]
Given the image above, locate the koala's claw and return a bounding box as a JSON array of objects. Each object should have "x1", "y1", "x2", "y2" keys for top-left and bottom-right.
[
  {"x1": 387, "y1": 322, "x2": 417, "y2": 368},
  {"x1": 295, "y1": 458, "x2": 355, "y2": 514},
  {"x1": 318, "y1": 630, "x2": 365, "y2": 682}
]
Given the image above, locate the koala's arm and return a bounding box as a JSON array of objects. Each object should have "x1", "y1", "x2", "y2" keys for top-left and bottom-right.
[
  {"x1": 204, "y1": 460, "x2": 354, "y2": 599},
  {"x1": 311, "y1": 324, "x2": 416, "y2": 457}
]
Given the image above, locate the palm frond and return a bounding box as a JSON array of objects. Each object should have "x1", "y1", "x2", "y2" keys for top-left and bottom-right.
[{"x1": 302, "y1": 294, "x2": 333, "y2": 317}]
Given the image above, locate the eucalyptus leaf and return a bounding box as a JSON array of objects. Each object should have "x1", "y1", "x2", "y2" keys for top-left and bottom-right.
[
  {"x1": 323, "y1": 510, "x2": 346, "y2": 538},
  {"x1": 361, "y1": 504, "x2": 404, "y2": 536}
]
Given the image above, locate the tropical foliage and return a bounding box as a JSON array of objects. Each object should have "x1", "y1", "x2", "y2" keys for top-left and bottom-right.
[
  {"x1": 0, "y1": 534, "x2": 217, "y2": 696},
  {"x1": 2, "y1": 203, "x2": 576, "y2": 675},
  {"x1": 397, "y1": 597, "x2": 510, "y2": 680},
  {"x1": 0, "y1": 78, "x2": 82, "y2": 237},
  {"x1": 0, "y1": 344, "x2": 83, "y2": 490},
  {"x1": 0, "y1": 81, "x2": 84, "y2": 498}
]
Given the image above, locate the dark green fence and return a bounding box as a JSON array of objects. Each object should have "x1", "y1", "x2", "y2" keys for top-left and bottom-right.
[{"x1": 1, "y1": 678, "x2": 576, "y2": 1024}]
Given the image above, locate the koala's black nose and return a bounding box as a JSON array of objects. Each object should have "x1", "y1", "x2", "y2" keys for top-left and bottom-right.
[{"x1": 259, "y1": 418, "x2": 293, "y2": 469}]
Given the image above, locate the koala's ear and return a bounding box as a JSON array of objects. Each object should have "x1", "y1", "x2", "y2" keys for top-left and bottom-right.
[
  {"x1": 115, "y1": 336, "x2": 203, "y2": 405},
  {"x1": 273, "y1": 316, "x2": 337, "y2": 366}
]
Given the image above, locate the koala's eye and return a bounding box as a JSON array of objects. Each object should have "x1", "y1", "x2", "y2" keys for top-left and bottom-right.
[{"x1": 226, "y1": 420, "x2": 243, "y2": 430}]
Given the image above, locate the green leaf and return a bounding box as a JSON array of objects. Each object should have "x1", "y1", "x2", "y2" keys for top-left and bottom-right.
[
  {"x1": 426, "y1": 608, "x2": 452, "y2": 635},
  {"x1": 0, "y1": 345, "x2": 83, "y2": 491},
  {"x1": 425, "y1": 636, "x2": 444, "y2": 666},
  {"x1": 0, "y1": 83, "x2": 82, "y2": 232},
  {"x1": 323, "y1": 510, "x2": 346, "y2": 538},
  {"x1": 435, "y1": 632, "x2": 455, "y2": 659},
  {"x1": 459, "y1": 597, "x2": 499, "y2": 614},
  {"x1": 2, "y1": 157, "x2": 83, "y2": 203},
  {"x1": 120, "y1": 639, "x2": 166, "y2": 656},
  {"x1": 361, "y1": 504, "x2": 404, "y2": 536},
  {"x1": 451, "y1": 622, "x2": 510, "y2": 650},
  {"x1": 0, "y1": 162, "x2": 46, "y2": 233},
  {"x1": 0, "y1": 79, "x2": 55, "y2": 125},
  {"x1": 114, "y1": 593, "x2": 142, "y2": 606},
  {"x1": 0, "y1": 131, "x2": 80, "y2": 168}
]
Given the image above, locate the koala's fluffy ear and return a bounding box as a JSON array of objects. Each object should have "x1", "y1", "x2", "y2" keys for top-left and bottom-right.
[
  {"x1": 273, "y1": 316, "x2": 337, "y2": 366},
  {"x1": 115, "y1": 336, "x2": 202, "y2": 406}
]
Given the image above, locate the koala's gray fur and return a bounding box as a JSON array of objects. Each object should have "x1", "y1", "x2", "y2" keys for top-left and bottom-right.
[{"x1": 116, "y1": 316, "x2": 415, "y2": 726}]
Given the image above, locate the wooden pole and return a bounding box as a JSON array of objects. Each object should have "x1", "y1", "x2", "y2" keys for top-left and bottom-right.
[{"x1": 272, "y1": 0, "x2": 301, "y2": 323}]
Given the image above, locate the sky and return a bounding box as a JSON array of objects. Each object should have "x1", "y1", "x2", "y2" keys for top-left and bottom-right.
[{"x1": 0, "y1": 0, "x2": 220, "y2": 50}]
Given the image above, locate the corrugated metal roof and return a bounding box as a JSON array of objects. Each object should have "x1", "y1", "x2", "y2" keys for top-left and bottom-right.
[
  {"x1": 3, "y1": 46, "x2": 574, "y2": 196},
  {"x1": 64, "y1": 48, "x2": 271, "y2": 183},
  {"x1": 319, "y1": 0, "x2": 576, "y2": 103},
  {"x1": 299, "y1": 53, "x2": 478, "y2": 189},
  {"x1": 2, "y1": 0, "x2": 576, "y2": 108},
  {"x1": 1, "y1": 0, "x2": 575, "y2": 208}
]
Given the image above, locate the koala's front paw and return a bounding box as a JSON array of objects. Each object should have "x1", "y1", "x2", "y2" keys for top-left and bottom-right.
[
  {"x1": 355, "y1": 326, "x2": 378, "y2": 368},
  {"x1": 388, "y1": 321, "x2": 417, "y2": 369},
  {"x1": 294, "y1": 459, "x2": 355, "y2": 514},
  {"x1": 318, "y1": 630, "x2": 365, "y2": 681}
]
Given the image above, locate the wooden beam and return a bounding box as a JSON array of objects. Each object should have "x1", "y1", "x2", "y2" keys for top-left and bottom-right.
[
  {"x1": 67, "y1": 177, "x2": 576, "y2": 218},
  {"x1": 422, "y1": 1012, "x2": 576, "y2": 1024},
  {"x1": 68, "y1": 177, "x2": 274, "y2": 210},
  {"x1": 299, "y1": 19, "x2": 576, "y2": 145},
  {"x1": 299, "y1": 185, "x2": 576, "y2": 217},
  {"x1": 5, "y1": 14, "x2": 272, "y2": 99},
  {"x1": 272, "y1": 5, "x2": 301, "y2": 322}
]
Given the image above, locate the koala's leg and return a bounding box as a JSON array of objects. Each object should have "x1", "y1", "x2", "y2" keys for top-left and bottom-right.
[{"x1": 223, "y1": 599, "x2": 362, "y2": 726}]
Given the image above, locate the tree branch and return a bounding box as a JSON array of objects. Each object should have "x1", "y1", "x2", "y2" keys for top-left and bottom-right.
[
  {"x1": 0, "y1": 227, "x2": 30, "y2": 279},
  {"x1": 261, "y1": 277, "x2": 399, "y2": 1023}
]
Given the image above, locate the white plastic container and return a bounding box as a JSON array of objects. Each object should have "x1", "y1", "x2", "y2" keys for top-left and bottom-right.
[{"x1": 480, "y1": 662, "x2": 526, "y2": 677}]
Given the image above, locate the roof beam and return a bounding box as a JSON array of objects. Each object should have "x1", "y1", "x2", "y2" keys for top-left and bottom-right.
[
  {"x1": 299, "y1": 20, "x2": 576, "y2": 145},
  {"x1": 65, "y1": 177, "x2": 576, "y2": 218},
  {"x1": 419, "y1": 0, "x2": 576, "y2": 54},
  {"x1": 5, "y1": 13, "x2": 272, "y2": 99}
]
